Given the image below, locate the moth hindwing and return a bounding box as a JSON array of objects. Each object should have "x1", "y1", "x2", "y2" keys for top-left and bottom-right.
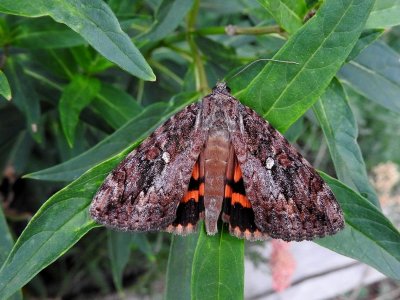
[{"x1": 90, "y1": 82, "x2": 344, "y2": 242}]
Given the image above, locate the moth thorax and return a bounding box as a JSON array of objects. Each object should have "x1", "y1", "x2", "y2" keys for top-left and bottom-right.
[{"x1": 203, "y1": 129, "x2": 230, "y2": 234}]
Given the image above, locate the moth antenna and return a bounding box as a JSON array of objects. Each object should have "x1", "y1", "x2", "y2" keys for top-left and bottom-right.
[{"x1": 229, "y1": 58, "x2": 299, "y2": 79}]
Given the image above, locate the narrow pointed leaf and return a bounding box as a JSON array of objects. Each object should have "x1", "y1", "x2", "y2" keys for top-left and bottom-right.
[
  {"x1": 339, "y1": 41, "x2": 400, "y2": 113},
  {"x1": 313, "y1": 79, "x2": 379, "y2": 206},
  {"x1": 0, "y1": 0, "x2": 155, "y2": 80},
  {"x1": 0, "y1": 70, "x2": 11, "y2": 101},
  {"x1": 257, "y1": 0, "x2": 307, "y2": 34},
  {"x1": 0, "y1": 206, "x2": 22, "y2": 300},
  {"x1": 318, "y1": 172, "x2": 400, "y2": 280},
  {"x1": 59, "y1": 75, "x2": 101, "y2": 147},
  {"x1": 140, "y1": 0, "x2": 194, "y2": 42},
  {"x1": 237, "y1": 0, "x2": 375, "y2": 133},
  {"x1": 0, "y1": 146, "x2": 135, "y2": 299},
  {"x1": 191, "y1": 224, "x2": 244, "y2": 300},
  {"x1": 346, "y1": 29, "x2": 383, "y2": 62},
  {"x1": 366, "y1": 0, "x2": 400, "y2": 29},
  {"x1": 165, "y1": 232, "x2": 199, "y2": 300}
]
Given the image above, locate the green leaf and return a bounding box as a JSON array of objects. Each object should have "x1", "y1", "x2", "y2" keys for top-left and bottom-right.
[
  {"x1": 0, "y1": 0, "x2": 156, "y2": 81},
  {"x1": 91, "y1": 84, "x2": 143, "y2": 130},
  {"x1": 0, "y1": 207, "x2": 22, "y2": 300},
  {"x1": 4, "y1": 58, "x2": 41, "y2": 142},
  {"x1": 313, "y1": 79, "x2": 379, "y2": 206},
  {"x1": 107, "y1": 231, "x2": 133, "y2": 293},
  {"x1": 236, "y1": 0, "x2": 375, "y2": 133},
  {"x1": 257, "y1": 0, "x2": 307, "y2": 34},
  {"x1": 346, "y1": 29, "x2": 383, "y2": 62},
  {"x1": 366, "y1": 0, "x2": 400, "y2": 29},
  {"x1": 14, "y1": 29, "x2": 85, "y2": 49},
  {"x1": 27, "y1": 92, "x2": 199, "y2": 181},
  {"x1": 339, "y1": 41, "x2": 400, "y2": 113},
  {"x1": 0, "y1": 70, "x2": 11, "y2": 101},
  {"x1": 191, "y1": 223, "x2": 244, "y2": 300},
  {"x1": 0, "y1": 205, "x2": 14, "y2": 265},
  {"x1": 59, "y1": 75, "x2": 101, "y2": 147},
  {"x1": 140, "y1": 0, "x2": 194, "y2": 42},
  {"x1": 0, "y1": 145, "x2": 136, "y2": 299},
  {"x1": 165, "y1": 232, "x2": 199, "y2": 300},
  {"x1": 318, "y1": 172, "x2": 400, "y2": 280}
]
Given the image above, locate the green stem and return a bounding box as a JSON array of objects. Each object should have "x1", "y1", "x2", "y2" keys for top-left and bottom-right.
[
  {"x1": 223, "y1": 25, "x2": 283, "y2": 36},
  {"x1": 163, "y1": 24, "x2": 284, "y2": 45},
  {"x1": 136, "y1": 79, "x2": 144, "y2": 105},
  {"x1": 187, "y1": 0, "x2": 208, "y2": 94},
  {"x1": 196, "y1": 25, "x2": 282, "y2": 36}
]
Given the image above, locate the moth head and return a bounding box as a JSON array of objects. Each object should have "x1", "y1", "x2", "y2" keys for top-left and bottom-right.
[{"x1": 212, "y1": 82, "x2": 231, "y2": 95}]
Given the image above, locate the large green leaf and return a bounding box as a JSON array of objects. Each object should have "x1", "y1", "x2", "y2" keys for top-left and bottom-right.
[
  {"x1": 0, "y1": 0, "x2": 155, "y2": 81},
  {"x1": 26, "y1": 92, "x2": 199, "y2": 181},
  {"x1": 366, "y1": 0, "x2": 400, "y2": 29},
  {"x1": 339, "y1": 41, "x2": 400, "y2": 113},
  {"x1": 165, "y1": 232, "x2": 200, "y2": 300},
  {"x1": 313, "y1": 79, "x2": 379, "y2": 206},
  {"x1": 0, "y1": 146, "x2": 131, "y2": 299},
  {"x1": 59, "y1": 75, "x2": 101, "y2": 147},
  {"x1": 236, "y1": 0, "x2": 375, "y2": 133},
  {"x1": 191, "y1": 223, "x2": 244, "y2": 300},
  {"x1": 257, "y1": 0, "x2": 307, "y2": 34},
  {"x1": 139, "y1": 0, "x2": 194, "y2": 42},
  {"x1": 317, "y1": 172, "x2": 400, "y2": 280}
]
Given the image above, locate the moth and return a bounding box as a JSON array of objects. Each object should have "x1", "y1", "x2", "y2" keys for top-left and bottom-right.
[{"x1": 90, "y1": 82, "x2": 344, "y2": 241}]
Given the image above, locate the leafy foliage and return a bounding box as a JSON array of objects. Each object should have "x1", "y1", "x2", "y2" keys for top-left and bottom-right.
[{"x1": 0, "y1": 0, "x2": 400, "y2": 299}]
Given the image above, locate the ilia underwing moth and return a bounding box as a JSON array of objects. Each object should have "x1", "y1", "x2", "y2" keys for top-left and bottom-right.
[{"x1": 90, "y1": 82, "x2": 344, "y2": 242}]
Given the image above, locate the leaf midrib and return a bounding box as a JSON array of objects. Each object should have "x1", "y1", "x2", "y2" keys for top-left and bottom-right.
[{"x1": 259, "y1": 2, "x2": 355, "y2": 117}]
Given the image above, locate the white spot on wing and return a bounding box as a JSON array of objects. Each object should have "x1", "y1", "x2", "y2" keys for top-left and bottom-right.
[
  {"x1": 162, "y1": 152, "x2": 171, "y2": 163},
  {"x1": 266, "y1": 157, "x2": 275, "y2": 169}
]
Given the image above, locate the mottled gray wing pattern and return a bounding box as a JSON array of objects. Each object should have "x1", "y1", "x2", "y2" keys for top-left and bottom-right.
[
  {"x1": 90, "y1": 102, "x2": 207, "y2": 231},
  {"x1": 230, "y1": 102, "x2": 344, "y2": 241}
]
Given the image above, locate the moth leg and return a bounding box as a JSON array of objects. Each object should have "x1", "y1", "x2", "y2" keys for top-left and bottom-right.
[
  {"x1": 223, "y1": 147, "x2": 269, "y2": 241},
  {"x1": 165, "y1": 158, "x2": 205, "y2": 236}
]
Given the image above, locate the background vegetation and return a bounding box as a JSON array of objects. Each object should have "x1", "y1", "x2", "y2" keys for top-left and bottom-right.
[{"x1": 0, "y1": 0, "x2": 400, "y2": 299}]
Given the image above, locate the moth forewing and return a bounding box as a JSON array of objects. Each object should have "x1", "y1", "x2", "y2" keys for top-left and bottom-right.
[
  {"x1": 90, "y1": 101, "x2": 207, "y2": 231},
  {"x1": 90, "y1": 82, "x2": 345, "y2": 242}
]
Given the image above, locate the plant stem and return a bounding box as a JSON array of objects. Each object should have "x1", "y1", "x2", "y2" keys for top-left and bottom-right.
[
  {"x1": 187, "y1": 0, "x2": 208, "y2": 94},
  {"x1": 163, "y1": 24, "x2": 284, "y2": 45},
  {"x1": 197, "y1": 25, "x2": 282, "y2": 36}
]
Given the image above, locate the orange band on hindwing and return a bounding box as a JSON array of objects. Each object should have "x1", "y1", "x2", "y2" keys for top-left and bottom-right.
[
  {"x1": 167, "y1": 159, "x2": 205, "y2": 235},
  {"x1": 222, "y1": 154, "x2": 269, "y2": 240}
]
